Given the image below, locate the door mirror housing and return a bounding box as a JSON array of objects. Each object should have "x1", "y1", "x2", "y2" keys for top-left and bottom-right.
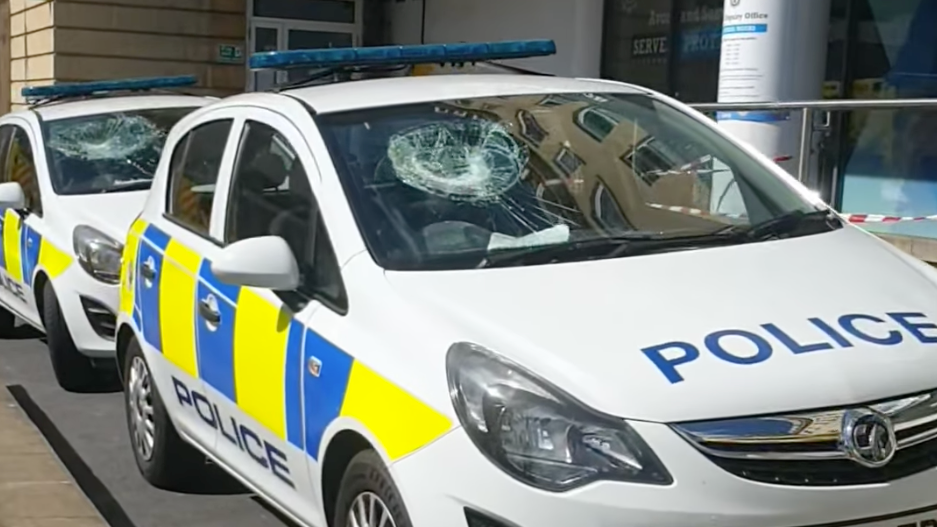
[
  {"x1": 211, "y1": 236, "x2": 300, "y2": 290},
  {"x1": 0, "y1": 182, "x2": 26, "y2": 211}
]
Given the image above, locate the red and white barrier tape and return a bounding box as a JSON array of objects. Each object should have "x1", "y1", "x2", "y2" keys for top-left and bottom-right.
[
  {"x1": 839, "y1": 213, "x2": 937, "y2": 224},
  {"x1": 648, "y1": 203, "x2": 937, "y2": 224}
]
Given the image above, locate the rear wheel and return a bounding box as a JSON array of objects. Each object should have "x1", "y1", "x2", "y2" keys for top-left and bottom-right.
[
  {"x1": 334, "y1": 450, "x2": 412, "y2": 527},
  {"x1": 124, "y1": 337, "x2": 205, "y2": 491},
  {"x1": 43, "y1": 282, "x2": 98, "y2": 392}
]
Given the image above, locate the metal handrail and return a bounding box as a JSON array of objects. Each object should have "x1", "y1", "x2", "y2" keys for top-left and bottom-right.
[
  {"x1": 686, "y1": 98, "x2": 937, "y2": 183},
  {"x1": 689, "y1": 98, "x2": 937, "y2": 111}
]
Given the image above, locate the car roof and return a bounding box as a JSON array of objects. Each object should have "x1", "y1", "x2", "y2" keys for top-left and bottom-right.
[
  {"x1": 278, "y1": 74, "x2": 652, "y2": 114},
  {"x1": 24, "y1": 94, "x2": 215, "y2": 122}
]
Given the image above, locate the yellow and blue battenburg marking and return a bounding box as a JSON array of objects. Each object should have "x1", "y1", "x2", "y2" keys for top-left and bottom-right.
[
  {"x1": 130, "y1": 222, "x2": 451, "y2": 462},
  {"x1": 0, "y1": 210, "x2": 71, "y2": 286}
]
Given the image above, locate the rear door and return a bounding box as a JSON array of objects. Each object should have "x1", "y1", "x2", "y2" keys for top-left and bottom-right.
[{"x1": 134, "y1": 109, "x2": 241, "y2": 455}]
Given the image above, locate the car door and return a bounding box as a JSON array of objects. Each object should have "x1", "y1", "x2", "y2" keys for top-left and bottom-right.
[
  {"x1": 209, "y1": 111, "x2": 326, "y2": 523},
  {"x1": 134, "y1": 110, "x2": 241, "y2": 456},
  {"x1": 0, "y1": 121, "x2": 48, "y2": 326}
]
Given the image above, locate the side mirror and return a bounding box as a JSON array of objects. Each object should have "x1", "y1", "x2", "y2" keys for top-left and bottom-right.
[
  {"x1": 211, "y1": 236, "x2": 300, "y2": 290},
  {"x1": 0, "y1": 182, "x2": 26, "y2": 211}
]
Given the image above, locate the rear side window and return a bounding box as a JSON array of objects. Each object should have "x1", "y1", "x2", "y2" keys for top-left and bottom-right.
[{"x1": 166, "y1": 119, "x2": 233, "y2": 235}]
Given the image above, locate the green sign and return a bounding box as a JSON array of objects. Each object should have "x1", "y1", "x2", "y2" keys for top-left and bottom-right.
[{"x1": 217, "y1": 44, "x2": 244, "y2": 64}]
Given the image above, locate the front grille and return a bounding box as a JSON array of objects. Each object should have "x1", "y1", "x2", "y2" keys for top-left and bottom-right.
[
  {"x1": 79, "y1": 296, "x2": 116, "y2": 339},
  {"x1": 704, "y1": 430, "x2": 937, "y2": 486},
  {"x1": 673, "y1": 390, "x2": 937, "y2": 487}
]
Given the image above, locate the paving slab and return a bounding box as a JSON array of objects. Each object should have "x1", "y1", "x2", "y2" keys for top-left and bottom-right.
[{"x1": 0, "y1": 388, "x2": 107, "y2": 527}]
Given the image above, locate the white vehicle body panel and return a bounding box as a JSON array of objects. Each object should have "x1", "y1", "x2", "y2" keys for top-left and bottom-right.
[{"x1": 115, "y1": 75, "x2": 937, "y2": 527}]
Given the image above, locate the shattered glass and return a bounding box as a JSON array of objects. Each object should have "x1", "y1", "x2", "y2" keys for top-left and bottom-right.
[
  {"x1": 383, "y1": 120, "x2": 528, "y2": 203},
  {"x1": 42, "y1": 107, "x2": 197, "y2": 195},
  {"x1": 47, "y1": 114, "x2": 164, "y2": 161}
]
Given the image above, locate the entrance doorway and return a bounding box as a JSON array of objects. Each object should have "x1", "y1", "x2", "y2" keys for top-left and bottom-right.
[{"x1": 249, "y1": 0, "x2": 362, "y2": 90}]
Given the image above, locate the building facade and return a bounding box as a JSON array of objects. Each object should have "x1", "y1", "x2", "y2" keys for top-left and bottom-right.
[{"x1": 1, "y1": 0, "x2": 936, "y2": 258}]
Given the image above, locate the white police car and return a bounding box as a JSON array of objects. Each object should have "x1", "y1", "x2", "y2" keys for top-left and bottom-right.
[
  {"x1": 0, "y1": 76, "x2": 211, "y2": 391},
  {"x1": 116, "y1": 40, "x2": 937, "y2": 527}
]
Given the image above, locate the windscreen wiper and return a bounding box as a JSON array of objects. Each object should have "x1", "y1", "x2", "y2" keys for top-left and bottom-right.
[
  {"x1": 714, "y1": 209, "x2": 842, "y2": 242},
  {"x1": 100, "y1": 180, "x2": 153, "y2": 193},
  {"x1": 478, "y1": 230, "x2": 740, "y2": 268}
]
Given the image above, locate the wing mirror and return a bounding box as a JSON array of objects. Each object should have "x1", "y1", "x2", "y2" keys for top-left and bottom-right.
[
  {"x1": 0, "y1": 182, "x2": 26, "y2": 211},
  {"x1": 211, "y1": 236, "x2": 300, "y2": 290}
]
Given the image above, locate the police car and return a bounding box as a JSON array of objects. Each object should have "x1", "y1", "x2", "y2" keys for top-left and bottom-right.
[
  {"x1": 116, "y1": 40, "x2": 937, "y2": 527},
  {"x1": 0, "y1": 76, "x2": 212, "y2": 391}
]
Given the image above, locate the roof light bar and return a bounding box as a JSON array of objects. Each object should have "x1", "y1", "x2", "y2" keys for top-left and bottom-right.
[
  {"x1": 249, "y1": 39, "x2": 556, "y2": 71},
  {"x1": 21, "y1": 75, "x2": 198, "y2": 101}
]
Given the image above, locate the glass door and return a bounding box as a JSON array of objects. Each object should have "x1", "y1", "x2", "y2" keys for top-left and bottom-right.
[
  {"x1": 252, "y1": 22, "x2": 282, "y2": 91},
  {"x1": 249, "y1": 22, "x2": 358, "y2": 91}
]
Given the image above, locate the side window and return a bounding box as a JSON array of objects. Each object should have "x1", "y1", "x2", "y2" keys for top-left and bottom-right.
[
  {"x1": 6, "y1": 126, "x2": 41, "y2": 215},
  {"x1": 226, "y1": 120, "x2": 346, "y2": 310},
  {"x1": 167, "y1": 119, "x2": 233, "y2": 235}
]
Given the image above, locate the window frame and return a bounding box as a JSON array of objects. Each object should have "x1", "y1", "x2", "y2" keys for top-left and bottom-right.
[
  {"x1": 5, "y1": 123, "x2": 43, "y2": 217},
  {"x1": 223, "y1": 117, "x2": 348, "y2": 315},
  {"x1": 164, "y1": 118, "x2": 236, "y2": 242}
]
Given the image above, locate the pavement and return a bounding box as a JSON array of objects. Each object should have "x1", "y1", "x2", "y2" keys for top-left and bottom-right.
[
  {"x1": 0, "y1": 384, "x2": 107, "y2": 527},
  {"x1": 0, "y1": 329, "x2": 294, "y2": 527}
]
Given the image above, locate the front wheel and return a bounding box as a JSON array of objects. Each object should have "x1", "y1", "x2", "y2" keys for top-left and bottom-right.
[
  {"x1": 333, "y1": 450, "x2": 413, "y2": 527},
  {"x1": 43, "y1": 282, "x2": 98, "y2": 392},
  {"x1": 123, "y1": 337, "x2": 205, "y2": 490}
]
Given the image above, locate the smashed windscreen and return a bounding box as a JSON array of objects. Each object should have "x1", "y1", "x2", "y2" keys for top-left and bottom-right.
[
  {"x1": 43, "y1": 107, "x2": 198, "y2": 195},
  {"x1": 316, "y1": 93, "x2": 819, "y2": 271},
  {"x1": 383, "y1": 120, "x2": 527, "y2": 202}
]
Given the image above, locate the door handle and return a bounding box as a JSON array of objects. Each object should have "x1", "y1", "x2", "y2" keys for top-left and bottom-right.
[
  {"x1": 197, "y1": 298, "x2": 221, "y2": 325},
  {"x1": 140, "y1": 260, "x2": 156, "y2": 281}
]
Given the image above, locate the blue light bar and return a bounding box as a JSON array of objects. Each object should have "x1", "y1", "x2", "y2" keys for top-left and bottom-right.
[
  {"x1": 249, "y1": 39, "x2": 556, "y2": 71},
  {"x1": 22, "y1": 75, "x2": 198, "y2": 101}
]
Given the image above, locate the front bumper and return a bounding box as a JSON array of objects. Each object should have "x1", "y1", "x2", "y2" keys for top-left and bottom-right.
[
  {"x1": 392, "y1": 421, "x2": 937, "y2": 527},
  {"x1": 53, "y1": 264, "x2": 118, "y2": 358}
]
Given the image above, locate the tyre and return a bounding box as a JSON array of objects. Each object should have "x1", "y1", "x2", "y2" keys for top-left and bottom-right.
[
  {"x1": 43, "y1": 281, "x2": 98, "y2": 392},
  {"x1": 334, "y1": 450, "x2": 413, "y2": 527},
  {"x1": 0, "y1": 306, "x2": 16, "y2": 337},
  {"x1": 123, "y1": 337, "x2": 204, "y2": 491}
]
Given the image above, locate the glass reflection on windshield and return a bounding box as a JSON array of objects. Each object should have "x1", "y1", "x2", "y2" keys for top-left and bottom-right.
[{"x1": 316, "y1": 92, "x2": 819, "y2": 270}]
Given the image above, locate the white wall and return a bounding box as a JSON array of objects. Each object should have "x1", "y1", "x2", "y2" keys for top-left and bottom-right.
[{"x1": 385, "y1": 0, "x2": 604, "y2": 77}]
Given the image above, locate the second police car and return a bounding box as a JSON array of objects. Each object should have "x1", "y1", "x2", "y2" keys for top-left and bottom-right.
[
  {"x1": 116, "y1": 40, "x2": 937, "y2": 527},
  {"x1": 0, "y1": 77, "x2": 212, "y2": 391}
]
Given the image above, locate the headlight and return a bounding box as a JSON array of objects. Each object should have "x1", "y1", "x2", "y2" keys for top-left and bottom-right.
[
  {"x1": 446, "y1": 342, "x2": 671, "y2": 491},
  {"x1": 73, "y1": 225, "x2": 123, "y2": 284}
]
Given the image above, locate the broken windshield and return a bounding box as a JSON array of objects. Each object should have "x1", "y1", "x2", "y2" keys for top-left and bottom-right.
[
  {"x1": 42, "y1": 106, "x2": 198, "y2": 195},
  {"x1": 316, "y1": 92, "x2": 824, "y2": 271}
]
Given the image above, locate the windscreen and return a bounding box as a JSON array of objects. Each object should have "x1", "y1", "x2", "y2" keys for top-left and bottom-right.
[
  {"x1": 316, "y1": 92, "x2": 821, "y2": 271},
  {"x1": 43, "y1": 106, "x2": 198, "y2": 195}
]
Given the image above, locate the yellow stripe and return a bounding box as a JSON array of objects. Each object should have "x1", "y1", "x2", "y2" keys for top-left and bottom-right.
[
  {"x1": 3, "y1": 210, "x2": 22, "y2": 281},
  {"x1": 158, "y1": 240, "x2": 199, "y2": 377},
  {"x1": 38, "y1": 239, "x2": 72, "y2": 280},
  {"x1": 340, "y1": 362, "x2": 452, "y2": 460},
  {"x1": 130, "y1": 218, "x2": 147, "y2": 236},
  {"x1": 118, "y1": 232, "x2": 140, "y2": 317},
  {"x1": 233, "y1": 289, "x2": 290, "y2": 439}
]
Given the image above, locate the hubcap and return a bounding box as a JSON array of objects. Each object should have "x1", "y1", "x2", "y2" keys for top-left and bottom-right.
[
  {"x1": 127, "y1": 356, "x2": 156, "y2": 461},
  {"x1": 347, "y1": 492, "x2": 396, "y2": 527}
]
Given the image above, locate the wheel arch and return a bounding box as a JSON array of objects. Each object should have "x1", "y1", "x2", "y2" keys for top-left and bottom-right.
[
  {"x1": 320, "y1": 428, "x2": 376, "y2": 527},
  {"x1": 115, "y1": 322, "x2": 136, "y2": 383},
  {"x1": 32, "y1": 270, "x2": 49, "y2": 325}
]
